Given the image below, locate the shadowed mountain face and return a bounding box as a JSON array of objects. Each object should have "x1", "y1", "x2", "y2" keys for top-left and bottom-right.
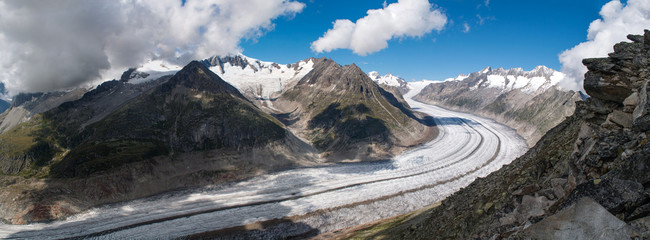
[
  {"x1": 386, "y1": 30, "x2": 650, "y2": 239},
  {"x1": 0, "y1": 61, "x2": 319, "y2": 224},
  {"x1": 277, "y1": 58, "x2": 429, "y2": 161},
  {"x1": 48, "y1": 61, "x2": 289, "y2": 178},
  {"x1": 0, "y1": 83, "x2": 9, "y2": 113},
  {"x1": 414, "y1": 66, "x2": 584, "y2": 147},
  {"x1": 0, "y1": 55, "x2": 429, "y2": 224}
]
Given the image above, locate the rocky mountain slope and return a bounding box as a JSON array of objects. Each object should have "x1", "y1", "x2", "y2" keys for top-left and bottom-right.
[
  {"x1": 414, "y1": 66, "x2": 584, "y2": 146},
  {"x1": 0, "y1": 90, "x2": 87, "y2": 134},
  {"x1": 0, "y1": 61, "x2": 320, "y2": 224},
  {"x1": 0, "y1": 55, "x2": 431, "y2": 224},
  {"x1": 386, "y1": 30, "x2": 650, "y2": 239},
  {"x1": 274, "y1": 58, "x2": 433, "y2": 161},
  {"x1": 124, "y1": 55, "x2": 432, "y2": 161}
]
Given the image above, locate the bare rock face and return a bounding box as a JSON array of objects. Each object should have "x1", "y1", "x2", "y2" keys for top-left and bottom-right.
[
  {"x1": 392, "y1": 30, "x2": 650, "y2": 239},
  {"x1": 520, "y1": 197, "x2": 634, "y2": 239}
]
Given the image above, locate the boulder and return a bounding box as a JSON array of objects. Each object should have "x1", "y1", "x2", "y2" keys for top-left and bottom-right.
[
  {"x1": 519, "y1": 198, "x2": 634, "y2": 239},
  {"x1": 607, "y1": 110, "x2": 633, "y2": 128},
  {"x1": 623, "y1": 92, "x2": 639, "y2": 106}
]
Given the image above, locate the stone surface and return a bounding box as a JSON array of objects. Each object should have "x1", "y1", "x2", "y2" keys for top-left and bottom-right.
[
  {"x1": 607, "y1": 110, "x2": 633, "y2": 128},
  {"x1": 630, "y1": 216, "x2": 650, "y2": 239},
  {"x1": 519, "y1": 198, "x2": 633, "y2": 240},
  {"x1": 624, "y1": 92, "x2": 639, "y2": 106}
]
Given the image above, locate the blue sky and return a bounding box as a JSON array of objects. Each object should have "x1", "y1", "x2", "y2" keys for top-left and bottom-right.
[{"x1": 239, "y1": 0, "x2": 612, "y2": 81}]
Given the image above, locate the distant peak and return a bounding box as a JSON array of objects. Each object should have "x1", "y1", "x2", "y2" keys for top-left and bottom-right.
[
  {"x1": 533, "y1": 65, "x2": 549, "y2": 71},
  {"x1": 481, "y1": 67, "x2": 492, "y2": 73},
  {"x1": 182, "y1": 60, "x2": 209, "y2": 72}
]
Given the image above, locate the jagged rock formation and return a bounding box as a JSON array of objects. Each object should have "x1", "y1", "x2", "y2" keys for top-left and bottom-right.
[
  {"x1": 276, "y1": 58, "x2": 432, "y2": 161},
  {"x1": 414, "y1": 66, "x2": 584, "y2": 146},
  {"x1": 391, "y1": 30, "x2": 650, "y2": 239},
  {"x1": 0, "y1": 61, "x2": 318, "y2": 224}
]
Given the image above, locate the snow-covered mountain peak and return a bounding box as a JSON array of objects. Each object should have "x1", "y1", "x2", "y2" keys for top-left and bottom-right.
[
  {"x1": 121, "y1": 59, "x2": 183, "y2": 84},
  {"x1": 444, "y1": 65, "x2": 565, "y2": 94},
  {"x1": 201, "y1": 54, "x2": 315, "y2": 103},
  {"x1": 367, "y1": 71, "x2": 407, "y2": 88},
  {"x1": 368, "y1": 71, "x2": 382, "y2": 79},
  {"x1": 443, "y1": 74, "x2": 469, "y2": 82},
  {"x1": 119, "y1": 54, "x2": 315, "y2": 110}
]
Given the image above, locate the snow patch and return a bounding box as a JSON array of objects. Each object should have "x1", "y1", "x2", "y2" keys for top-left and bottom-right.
[
  {"x1": 368, "y1": 71, "x2": 406, "y2": 87},
  {"x1": 127, "y1": 60, "x2": 182, "y2": 84},
  {"x1": 486, "y1": 75, "x2": 506, "y2": 89},
  {"x1": 458, "y1": 65, "x2": 564, "y2": 94},
  {"x1": 212, "y1": 58, "x2": 314, "y2": 100}
]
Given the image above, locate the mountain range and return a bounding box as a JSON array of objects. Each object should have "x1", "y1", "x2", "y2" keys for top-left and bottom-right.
[
  {"x1": 412, "y1": 65, "x2": 585, "y2": 146},
  {"x1": 0, "y1": 55, "x2": 433, "y2": 224}
]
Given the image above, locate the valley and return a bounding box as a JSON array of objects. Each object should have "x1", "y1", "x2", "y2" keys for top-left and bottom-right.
[
  {"x1": 0, "y1": 84, "x2": 528, "y2": 239},
  {"x1": 0, "y1": 1, "x2": 648, "y2": 239}
]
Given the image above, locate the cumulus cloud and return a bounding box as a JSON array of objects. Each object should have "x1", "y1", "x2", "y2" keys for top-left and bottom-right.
[
  {"x1": 311, "y1": 0, "x2": 447, "y2": 56},
  {"x1": 558, "y1": 0, "x2": 650, "y2": 91},
  {"x1": 0, "y1": 0, "x2": 304, "y2": 95}
]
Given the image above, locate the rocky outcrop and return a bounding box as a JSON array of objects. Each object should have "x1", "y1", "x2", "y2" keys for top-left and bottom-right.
[
  {"x1": 414, "y1": 66, "x2": 583, "y2": 147},
  {"x1": 390, "y1": 30, "x2": 650, "y2": 239},
  {"x1": 520, "y1": 197, "x2": 635, "y2": 239}
]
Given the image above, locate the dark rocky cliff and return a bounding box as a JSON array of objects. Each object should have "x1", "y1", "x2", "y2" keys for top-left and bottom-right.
[{"x1": 390, "y1": 30, "x2": 650, "y2": 239}]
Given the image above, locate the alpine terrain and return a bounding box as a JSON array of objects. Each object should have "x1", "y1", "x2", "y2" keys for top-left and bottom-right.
[
  {"x1": 414, "y1": 65, "x2": 585, "y2": 146},
  {"x1": 365, "y1": 30, "x2": 650, "y2": 240},
  {"x1": 0, "y1": 56, "x2": 433, "y2": 225}
]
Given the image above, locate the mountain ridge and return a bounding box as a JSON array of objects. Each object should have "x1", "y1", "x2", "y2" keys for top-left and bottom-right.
[
  {"x1": 414, "y1": 65, "x2": 583, "y2": 146},
  {"x1": 0, "y1": 56, "x2": 431, "y2": 224}
]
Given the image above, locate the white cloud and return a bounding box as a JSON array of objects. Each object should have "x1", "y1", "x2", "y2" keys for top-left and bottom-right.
[
  {"x1": 0, "y1": 0, "x2": 304, "y2": 95},
  {"x1": 558, "y1": 0, "x2": 650, "y2": 92},
  {"x1": 311, "y1": 0, "x2": 447, "y2": 56},
  {"x1": 463, "y1": 23, "x2": 471, "y2": 33}
]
